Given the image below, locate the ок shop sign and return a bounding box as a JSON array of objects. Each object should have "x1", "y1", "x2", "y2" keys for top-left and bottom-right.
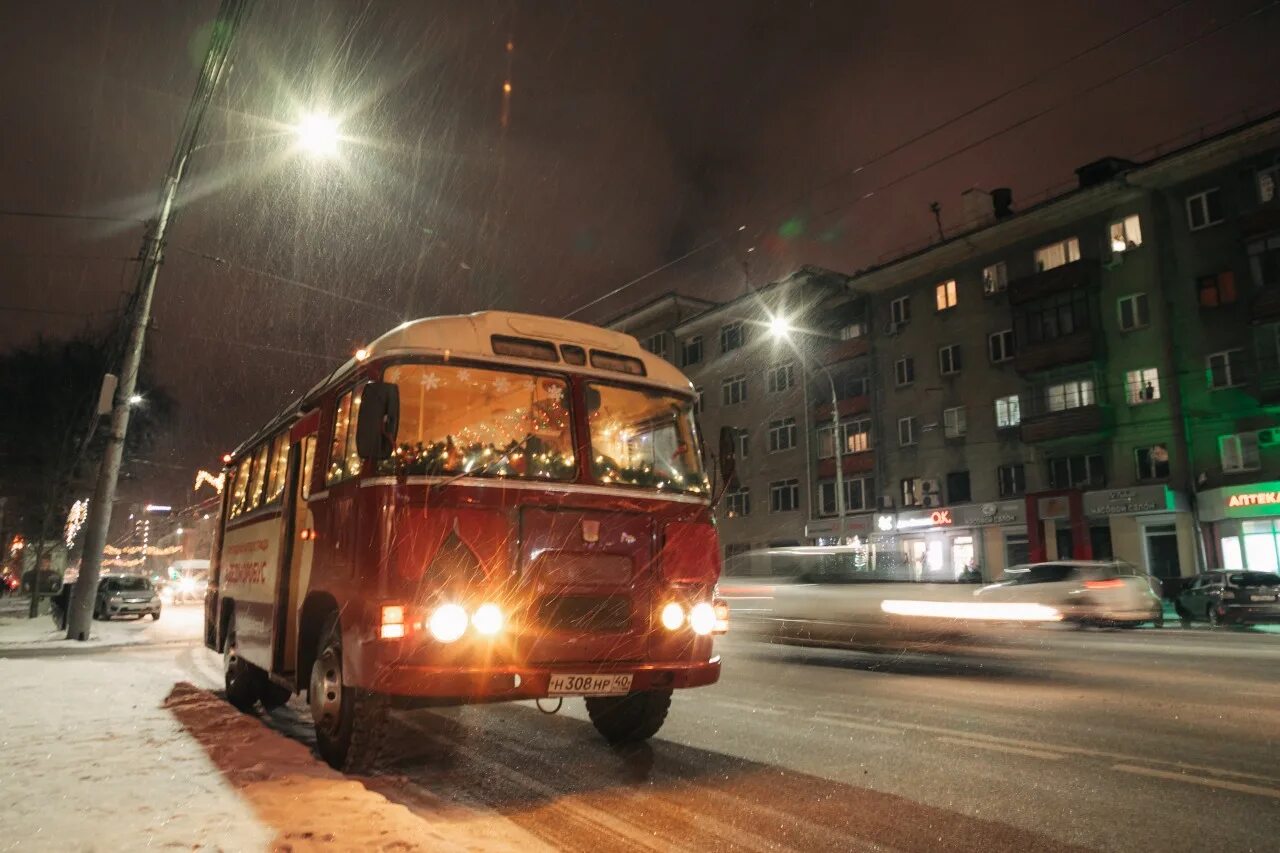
[{"x1": 879, "y1": 510, "x2": 952, "y2": 531}]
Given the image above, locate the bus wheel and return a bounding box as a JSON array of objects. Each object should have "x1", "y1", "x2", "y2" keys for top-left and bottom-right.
[
  {"x1": 310, "y1": 615, "x2": 388, "y2": 773},
  {"x1": 224, "y1": 614, "x2": 264, "y2": 714},
  {"x1": 585, "y1": 689, "x2": 672, "y2": 745}
]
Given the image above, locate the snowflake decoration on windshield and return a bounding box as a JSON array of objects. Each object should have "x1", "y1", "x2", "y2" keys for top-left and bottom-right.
[
  {"x1": 493, "y1": 376, "x2": 511, "y2": 393},
  {"x1": 457, "y1": 369, "x2": 472, "y2": 383},
  {"x1": 547, "y1": 384, "x2": 564, "y2": 401},
  {"x1": 418, "y1": 372, "x2": 441, "y2": 390},
  {"x1": 521, "y1": 377, "x2": 536, "y2": 392}
]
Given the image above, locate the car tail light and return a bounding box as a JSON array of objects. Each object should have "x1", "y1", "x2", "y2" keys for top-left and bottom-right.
[
  {"x1": 1084, "y1": 579, "x2": 1124, "y2": 590},
  {"x1": 380, "y1": 604, "x2": 406, "y2": 639},
  {"x1": 660, "y1": 522, "x2": 720, "y2": 583}
]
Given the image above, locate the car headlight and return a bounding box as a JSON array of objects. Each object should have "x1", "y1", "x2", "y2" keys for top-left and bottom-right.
[
  {"x1": 428, "y1": 603, "x2": 468, "y2": 643},
  {"x1": 108, "y1": 596, "x2": 121, "y2": 605},
  {"x1": 471, "y1": 603, "x2": 504, "y2": 636},
  {"x1": 688, "y1": 602, "x2": 716, "y2": 636},
  {"x1": 660, "y1": 602, "x2": 685, "y2": 631}
]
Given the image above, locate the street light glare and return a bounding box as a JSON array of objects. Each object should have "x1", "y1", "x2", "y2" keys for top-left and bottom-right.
[
  {"x1": 295, "y1": 112, "x2": 341, "y2": 157},
  {"x1": 128, "y1": 393, "x2": 144, "y2": 405},
  {"x1": 768, "y1": 315, "x2": 793, "y2": 339}
]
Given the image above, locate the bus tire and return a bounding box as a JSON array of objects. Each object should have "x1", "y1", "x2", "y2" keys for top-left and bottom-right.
[
  {"x1": 585, "y1": 689, "x2": 671, "y2": 745},
  {"x1": 224, "y1": 612, "x2": 264, "y2": 714},
  {"x1": 310, "y1": 615, "x2": 388, "y2": 773}
]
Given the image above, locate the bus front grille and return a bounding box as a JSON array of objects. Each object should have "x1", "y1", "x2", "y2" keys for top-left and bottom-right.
[{"x1": 536, "y1": 594, "x2": 632, "y2": 633}]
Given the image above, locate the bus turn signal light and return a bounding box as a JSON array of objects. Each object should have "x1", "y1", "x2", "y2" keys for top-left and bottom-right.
[{"x1": 380, "y1": 604, "x2": 406, "y2": 639}]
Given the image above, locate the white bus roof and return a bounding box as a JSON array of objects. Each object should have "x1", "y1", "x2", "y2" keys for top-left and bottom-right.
[{"x1": 317, "y1": 311, "x2": 694, "y2": 397}]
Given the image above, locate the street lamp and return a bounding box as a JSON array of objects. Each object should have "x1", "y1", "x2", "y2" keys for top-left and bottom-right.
[
  {"x1": 769, "y1": 315, "x2": 847, "y2": 544},
  {"x1": 294, "y1": 112, "x2": 341, "y2": 158}
]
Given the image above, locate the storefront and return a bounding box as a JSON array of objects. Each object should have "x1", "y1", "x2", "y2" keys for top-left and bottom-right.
[
  {"x1": 871, "y1": 501, "x2": 1026, "y2": 582},
  {"x1": 1081, "y1": 486, "x2": 1196, "y2": 582},
  {"x1": 1198, "y1": 482, "x2": 1280, "y2": 572}
]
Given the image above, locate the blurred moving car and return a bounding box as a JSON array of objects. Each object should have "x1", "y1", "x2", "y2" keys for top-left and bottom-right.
[
  {"x1": 167, "y1": 559, "x2": 210, "y2": 604},
  {"x1": 975, "y1": 561, "x2": 1162, "y2": 628},
  {"x1": 1175, "y1": 570, "x2": 1280, "y2": 627},
  {"x1": 94, "y1": 575, "x2": 162, "y2": 621}
]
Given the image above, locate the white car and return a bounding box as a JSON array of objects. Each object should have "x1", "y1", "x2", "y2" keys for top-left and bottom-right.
[{"x1": 975, "y1": 561, "x2": 1163, "y2": 628}]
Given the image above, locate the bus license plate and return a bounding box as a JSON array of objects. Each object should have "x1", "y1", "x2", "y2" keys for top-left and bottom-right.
[{"x1": 547, "y1": 673, "x2": 633, "y2": 696}]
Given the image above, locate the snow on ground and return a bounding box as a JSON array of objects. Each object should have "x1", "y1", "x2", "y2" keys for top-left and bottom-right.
[{"x1": 0, "y1": 597, "x2": 205, "y2": 650}]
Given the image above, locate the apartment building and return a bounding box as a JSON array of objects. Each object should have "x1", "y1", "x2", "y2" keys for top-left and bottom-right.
[
  {"x1": 847, "y1": 112, "x2": 1280, "y2": 582},
  {"x1": 606, "y1": 268, "x2": 865, "y2": 560}
]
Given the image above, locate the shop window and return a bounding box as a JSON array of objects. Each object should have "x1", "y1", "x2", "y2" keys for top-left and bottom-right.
[
  {"x1": 1185, "y1": 188, "x2": 1223, "y2": 230},
  {"x1": 1004, "y1": 533, "x2": 1030, "y2": 569},
  {"x1": 983, "y1": 262, "x2": 1008, "y2": 295},
  {"x1": 1197, "y1": 272, "x2": 1237, "y2": 308},
  {"x1": 1090, "y1": 525, "x2": 1115, "y2": 560},
  {"x1": 935, "y1": 279, "x2": 958, "y2": 312},
  {"x1": 1109, "y1": 215, "x2": 1143, "y2": 253},
  {"x1": 997, "y1": 464, "x2": 1025, "y2": 497},
  {"x1": 895, "y1": 357, "x2": 915, "y2": 386},
  {"x1": 1135, "y1": 444, "x2": 1170, "y2": 480},
  {"x1": 1124, "y1": 368, "x2": 1160, "y2": 405},
  {"x1": 946, "y1": 471, "x2": 971, "y2": 503},
  {"x1": 939, "y1": 344, "x2": 962, "y2": 375},
  {"x1": 1034, "y1": 236, "x2": 1080, "y2": 272},
  {"x1": 1242, "y1": 520, "x2": 1280, "y2": 573},
  {"x1": 1117, "y1": 293, "x2": 1149, "y2": 331},
  {"x1": 680, "y1": 336, "x2": 703, "y2": 367}
]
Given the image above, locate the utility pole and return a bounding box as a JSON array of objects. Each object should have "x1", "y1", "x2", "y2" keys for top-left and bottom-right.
[{"x1": 67, "y1": 0, "x2": 251, "y2": 640}]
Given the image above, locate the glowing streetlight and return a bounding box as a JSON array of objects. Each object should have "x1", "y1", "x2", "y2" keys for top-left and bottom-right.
[
  {"x1": 768, "y1": 315, "x2": 793, "y2": 340},
  {"x1": 294, "y1": 112, "x2": 341, "y2": 157},
  {"x1": 128, "y1": 394, "x2": 144, "y2": 405}
]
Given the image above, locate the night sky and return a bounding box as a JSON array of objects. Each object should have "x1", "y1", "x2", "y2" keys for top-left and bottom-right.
[{"x1": 2, "y1": 0, "x2": 1277, "y2": 507}]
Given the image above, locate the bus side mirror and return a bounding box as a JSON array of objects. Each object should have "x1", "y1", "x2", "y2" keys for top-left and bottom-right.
[
  {"x1": 718, "y1": 426, "x2": 737, "y2": 490},
  {"x1": 356, "y1": 381, "x2": 400, "y2": 460}
]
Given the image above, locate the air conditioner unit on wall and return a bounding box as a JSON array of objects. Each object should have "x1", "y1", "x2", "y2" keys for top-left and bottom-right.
[
  {"x1": 920, "y1": 478, "x2": 940, "y2": 495},
  {"x1": 1257, "y1": 428, "x2": 1280, "y2": 447},
  {"x1": 885, "y1": 321, "x2": 900, "y2": 336},
  {"x1": 921, "y1": 495, "x2": 942, "y2": 508}
]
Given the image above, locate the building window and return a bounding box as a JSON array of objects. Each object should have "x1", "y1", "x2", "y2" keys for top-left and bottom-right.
[
  {"x1": 839, "y1": 322, "x2": 866, "y2": 340},
  {"x1": 1198, "y1": 271, "x2": 1237, "y2": 308},
  {"x1": 843, "y1": 374, "x2": 869, "y2": 398},
  {"x1": 894, "y1": 357, "x2": 915, "y2": 386},
  {"x1": 1248, "y1": 236, "x2": 1280, "y2": 289},
  {"x1": 1135, "y1": 445, "x2": 1170, "y2": 480},
  {"x1": 941, "y1": 470, "x2": 969, "y2": 504},
  {"x1": 901, "y1": 478, "x2": 921, "y2": 508},
  {"x1": 720, "y1": 321, "x2": 745, "y2": 353},
  {"x1": 1047, "y1": 454, "x2": 1106, "y2": 488},
  {"x1": 995, "y1": 394, "x2": 1021, "y2": 428},
  {"x1": 1020, "y1": 289, "x2": 1091, "y2": 344},
  {"x1": 938, "y1": 344, "x2": 962, "y2": 375},
  {"x1": 1046, "y1": 379, "x2": 1095, "y2": 412},
  {"x1": 725, "y1": 487, "x2": 751, "y2": 518},
  {"x1": 997, "y1": 464, "x2": 1025, "y2": 498},
  {"x1": 770, "y1": 479, "x2": 800, "y2": 512},
  {"x1": 935, "y1": 279, "x2": 958, "y2": 312},
  {"x1": 1220, "y1": 432, "x2": 1261, "y2": 473},
  {"x1": 694, "y1": 386, "x2": 704, "y2": 414},
  {"x1": 818, "y1": 418, "x2": 872, "y2": 458},
  {"x1": 1186, "y1": 188, "x2": 1223, "y2": 230},
  {"x1": 1034, "y1": 236, "x2": 1080, "y2": 272},
  {"x1": 818, "y1": 478, "x2": 873, "y2": 515},
  {"x1": 680, "y1": 336, "x2": 703, "y2": 367},
  {"x1": 983, "y1": 261, "x2": 1008, "y2": 294},
  {"x1": 767, "y1": 418, "x2": 797, "y2": 452},
  {"x1": 1258, "y1": 164, "x2": 1280, "y2": 203},
  {"x1": 1117, "y1": 293, "x2": 1150, "y2": 331},
  {"x1": 721, "y1": 374, "x2": 748, "y2": 405},
  {"x1": 1207, "y1": 350, "x2": 1245, "y2": 390},
  {"x1": 898, "y1": 417, "x2": 917, "y2": 447},
  {"x1": 642, "y1": 333, "x2": 667, "y2": 359},
  {"x1": 766, "y1": 362, "x2": 796, "y2": 393},
  {"x1": 943, "y1": 406, "x2": 967, "y2": 438},
  {"x1": 988, "y1": 329, "x2": 1014, "y2": 363},
  {"x1": 891, "y1": 296, "x2": 911, "y2": 326},
  {"x1": 738, "y1": 429, "x2": 750, "y2": 459},
  {"x1": 1124, "y1": 368, "x2": 1160, "y2": 405},
  {"x1": 1109, "y1": 214, "x2": 1143, "y2": 253}
]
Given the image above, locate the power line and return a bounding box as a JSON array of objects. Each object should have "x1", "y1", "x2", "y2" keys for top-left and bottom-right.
[
  {"x1": 0, "y1": 208, "x2": 144, "y2": 225},
  {"x1": 0, "y1": 304, "x2": 118, "y2": 317},
  {"x1": 187, "y1": 333, "x2": 345, "y2": 361},
  {"x1": 566, "y1": 0, "x2": 1275, "y2": 321}
]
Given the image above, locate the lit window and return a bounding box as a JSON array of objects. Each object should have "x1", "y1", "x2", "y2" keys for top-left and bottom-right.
[
  {"x1": 839, "y1": 322, "x2": 866, "y2": 340},
  {"x1": 943, "y1": 406, "x2": 967, "y2": 438},
  {"x1": 988, "y1": 329, "x2": 1015, "y2": 363},
  {"x1": 1135, "y1": 445, "x2": 1170, "y2": 480},
  {"x1": 1185, "y1": 189, "x2": 1223, "y2": 231},
  {"x1": 935, "y1": 279, "x2": 958, "y2": 312},
  {"x1": 1259, "y1": 165, "x2": 1279, "y2": 204},
  {"x1": 901, "y1": 477, "x2": 920, "y2": 507},
  {"x1": 1034, "y1": 237, "x2": 1080, "y2": 272},
  {"x1": 1046, "y1": 379, "x2": 1095, "y2": 412},
  {"x1": 938, "y1": 344, "x2": 962, "y2": 375},
  {"x1": 1124, "y1": 368, "x2": 1160, "y2": 405},
  {"x1": 1109, "y1": 214, "x2": 1142, "y2": 253},
  {"x1": 1118, "y1": 293, "x2": 1150, "y2": 331},
  {"x1": 995, "y1": 395, "x2": 1021, "y2": 428},
  {"x1": 1198, "y1": 272, "x2": 1237, "y2": 308},
  {"x1": 983, "y1": 262, "x2": 1008, "y2": 295},
  {"x1": 265, "y1": 432, "x2": 289, "y2": 505}
]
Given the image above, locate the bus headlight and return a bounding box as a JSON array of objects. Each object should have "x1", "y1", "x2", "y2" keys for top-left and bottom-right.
[
  {"x1": 472, "y1": 603, "x2": 504, "y2": 636},
  {"x1": 428, "y1": 603, "x2": 468, "y2": 643},
  {"x1": 660, "y1": 602, "x2": 685, "y2": 631},
  {"x1": 689, "y1": 602, "x2": 716, "y2": 636}
]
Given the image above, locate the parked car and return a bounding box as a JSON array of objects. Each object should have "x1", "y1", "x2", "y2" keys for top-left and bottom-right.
[
  {"x1": 94, "y1": 575, "x2": 162, "y2": 621},
  {"x1": 1175, "y1": 570, "x2": 1280, "y2": 627},
  {"x1": 975, "y1": 561, "x2": 1163, "y2": 628}
]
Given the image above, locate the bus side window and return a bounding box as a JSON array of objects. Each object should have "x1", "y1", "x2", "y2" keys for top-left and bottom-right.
[
  {"x1": 327, "y1": 391, "x2": 354, "y2": 484},
  {"x1": 265, "y1": 432, "x2": 289, "y2": 505},
  {"x1": 248, "y1": 444, "x2": 269, "y2": 510},
  {"x1": 230, "y1": 461, "x2": 251, "y2": 518},
  {"x1": 300, "y1": 435, "x2": 317, "y2": 499}
]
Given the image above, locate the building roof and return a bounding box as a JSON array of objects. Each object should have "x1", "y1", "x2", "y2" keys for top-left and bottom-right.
[{"x1": 600, "y1": 290, "x2": 721, "y2": 330}]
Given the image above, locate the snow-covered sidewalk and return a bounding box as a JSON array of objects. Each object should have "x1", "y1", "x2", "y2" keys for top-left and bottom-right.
[{"x1": 0, "y1": 598, "x2": 205, "y2": 651}]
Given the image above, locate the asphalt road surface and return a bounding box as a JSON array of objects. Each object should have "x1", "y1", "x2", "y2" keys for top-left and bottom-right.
[{"x1": 20, "y1": 608, "x2": 1279, "y2": 852}]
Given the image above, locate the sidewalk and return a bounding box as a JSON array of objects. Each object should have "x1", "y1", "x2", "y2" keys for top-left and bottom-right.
[{"x1": 0, "y1": 597, "x2": 204, "y2": 651}]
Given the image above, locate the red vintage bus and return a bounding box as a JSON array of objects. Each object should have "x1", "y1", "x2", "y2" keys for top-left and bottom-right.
[{"x1": 205, "y1": 311, "x2": 729, "y2": 771}]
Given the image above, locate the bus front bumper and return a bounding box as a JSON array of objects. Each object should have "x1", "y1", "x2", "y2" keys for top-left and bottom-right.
[{"x1": 365, "y1": 656, "x2": 721, "y2": 703}]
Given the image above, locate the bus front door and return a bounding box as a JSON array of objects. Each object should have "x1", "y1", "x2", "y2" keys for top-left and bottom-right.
[{"x1": 272, "y1": 430, "x2": 317, "y2": 679}]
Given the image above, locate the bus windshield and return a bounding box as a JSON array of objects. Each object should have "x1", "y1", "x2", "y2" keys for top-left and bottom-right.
[
  {"x1": 382, "y1": 363, "x2": 576, "y2": 479},
  {"x1": 586, "y1": 382, "x2": 707, "y2": 495}
]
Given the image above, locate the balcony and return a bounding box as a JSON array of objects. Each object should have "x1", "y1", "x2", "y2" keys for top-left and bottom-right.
[
  {"x1": 1238, "y1": 203, "x2": 1280, "y2": 239},
  {"x1": 819, "y1": 337, "x2": 869, "y2": 366},
  {"x1": 814, "y1": 394, "x2": 870, "y2": 420},
  {"x1": 1007, "y1": 258, "x2": 1099, "y2": 306},
  {"x1": 817, "y1": 451, "x2": 874, "y2": 478},
  {"x1": 1019, "y1": 405, "x2": 1108, "y2": 443},
  {"x1": 1252, "y1": 288, "x2": 1280, "y2": 325},
  {"x1": 1014, "y1": 329, "x2": 1100, "y2": 374}
]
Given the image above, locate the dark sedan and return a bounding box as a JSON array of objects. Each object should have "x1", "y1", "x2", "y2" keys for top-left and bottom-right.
[{"x1": 1175, "y1": 570, "x2": 1280, "y2": 627}]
